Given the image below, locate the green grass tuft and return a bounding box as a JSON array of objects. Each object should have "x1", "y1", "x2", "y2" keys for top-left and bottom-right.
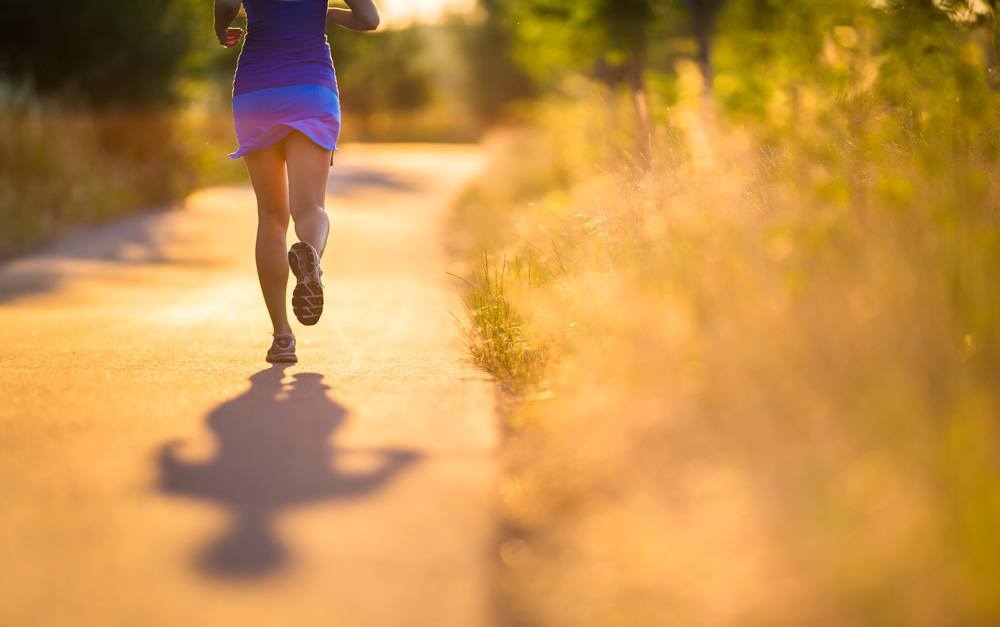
[{"x1": 454, "y1": 252, "x2": 549, "y2": 393}]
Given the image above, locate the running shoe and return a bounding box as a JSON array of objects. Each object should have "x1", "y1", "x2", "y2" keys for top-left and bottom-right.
[
  {"x1": 266, "y1": 333, "x2": 297, "y2": 364},
  {"x1": 288, "y1": 241, "x2": 324, "y2": 326}
]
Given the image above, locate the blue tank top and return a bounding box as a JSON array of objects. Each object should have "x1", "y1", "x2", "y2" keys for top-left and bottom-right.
[{"x1": 233, "y1": 0, "x2": 337, "y2": 97}]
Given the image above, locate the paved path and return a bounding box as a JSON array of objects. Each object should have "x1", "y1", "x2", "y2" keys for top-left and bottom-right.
[{"x1": 0, "y1": 145, "x2": 497, "y2": 627}]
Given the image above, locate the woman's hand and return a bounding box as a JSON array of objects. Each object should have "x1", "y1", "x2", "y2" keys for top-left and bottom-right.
[
  {"x1": 214, "y1": 0, "x2": 242, "y2": 47},
  {"x1": 218, "y1": 26, "x2": 244, "y2": 48}
]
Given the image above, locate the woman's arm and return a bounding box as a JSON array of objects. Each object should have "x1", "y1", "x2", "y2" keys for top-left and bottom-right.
[
  {"x1": 327, "y1": 0, "x2": 380, "y2": 32},
  {"x1": 214, "y1": 0, "x2": 244, "y2": 47}
]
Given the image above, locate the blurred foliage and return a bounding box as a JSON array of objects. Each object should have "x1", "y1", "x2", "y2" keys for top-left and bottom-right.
[
  {"x1": 0, "y1": 0, "x2": 210, "y2": 108},
  {"x1": 0, "y1": 84, "x2": 242, "y2": 257},
  {"x1": 332, "y1": 26, "x2": 433, "y2": 135},
  {"x1": 452, "y1": 0, "x2": 1000, "y2": 624},
  {"x1": 0, "y1": 0, "x2": 237, "y2": 254},
  {"x1": 0, "y1": 1, "x2": 497, "y2": 252},
  {"x1": 451, "y1": 3, "x2": 537, "y2": 123},
  {"x1": 497, "y1": 0, "x2": 663, "y2": 84}
]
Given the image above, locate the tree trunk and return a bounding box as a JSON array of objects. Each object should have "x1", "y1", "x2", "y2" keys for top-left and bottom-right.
[
  {"x1": 690, "y1": 0, "x2": 718, "y2": 95},
  {"x1": 627, "y1": 51, "x2": 653, "y2": 169},
  {"x1": 686, "y1": 0, "x2": 721, "y2": 169}
]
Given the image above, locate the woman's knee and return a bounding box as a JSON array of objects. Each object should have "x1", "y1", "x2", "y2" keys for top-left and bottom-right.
[
  {"x1": 289, "y1": 201, "x2": 327, "y2": 223},
  {"x1": 258, "y1": 202, "x2": 290, "y2": 229}
]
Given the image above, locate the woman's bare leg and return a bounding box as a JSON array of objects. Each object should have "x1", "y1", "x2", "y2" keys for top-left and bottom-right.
[
  {"x1": 284, "y1": 131, "x2": 332, "y2": 256},
  {"x1": 244, "y1": 144, "x2": 292, "y2": 336}
]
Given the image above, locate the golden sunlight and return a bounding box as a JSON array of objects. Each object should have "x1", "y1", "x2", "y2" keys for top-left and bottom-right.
[{"x1": 376, "y1": 0, "x2": 476, "y2": 26}]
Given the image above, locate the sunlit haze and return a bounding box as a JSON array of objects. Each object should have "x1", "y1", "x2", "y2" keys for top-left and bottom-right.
[
  {"x1": 4, "y1": 2, "x2": 1000, "y2": 626},
  {"x1": 376, "y1": 0, "x2": 476, "y2": 26}
]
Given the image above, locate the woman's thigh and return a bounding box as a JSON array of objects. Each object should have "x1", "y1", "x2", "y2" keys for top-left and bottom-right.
[
  {"x1": 283, "y1": 131, "x2": 332, "y2": 218},
  {"x1": 244, "y1": 143, "x2": 290, "y2": 226}
]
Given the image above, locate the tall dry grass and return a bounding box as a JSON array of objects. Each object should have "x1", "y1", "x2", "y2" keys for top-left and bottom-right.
[
  {"x1": 454, "y1": 59, "x2": 1000, "y2": 626},
  {"x1": 0, "y1": 84, "x2": 242, "y2": 257}
]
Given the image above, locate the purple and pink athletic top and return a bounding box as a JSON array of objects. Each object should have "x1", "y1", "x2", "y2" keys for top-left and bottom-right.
[{"x1": 229, "y1": 0, "x2": 341, "y2": 159}]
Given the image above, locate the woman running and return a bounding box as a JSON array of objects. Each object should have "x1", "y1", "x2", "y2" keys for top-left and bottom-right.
[{"x1": 214, "y1": 0, "x2": 379, "y2": 364}]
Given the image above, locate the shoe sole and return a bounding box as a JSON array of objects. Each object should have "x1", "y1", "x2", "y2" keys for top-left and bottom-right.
[{"x1": 288, "y1": 242, "x2": 324, "y2": 326}]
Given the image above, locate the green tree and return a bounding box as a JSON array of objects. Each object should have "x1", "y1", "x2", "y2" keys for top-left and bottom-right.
[
  {"x1": 331, "y1": 27, "x2": 432, "y2": 137},
  {"x1": 0, "y1": 0, "x2": 208, "y2": 108},
  {"x1": 454, "y1": 0, "x2": 536, "y2": 124},
  {"x1": 491, "y1": 0, "x2": 734, "y2": 161},
  {"x1": 497, "y1": 0, "x2": 664, "y2": 160}
]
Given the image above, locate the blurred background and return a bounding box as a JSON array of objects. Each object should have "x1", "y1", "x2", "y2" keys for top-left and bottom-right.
[
  {"x1": 0, "y1": 0, "x2": 507, "y2": 256},
  {"x1": 3, "y1": 0, "x2": 1000, "y2": 625}
]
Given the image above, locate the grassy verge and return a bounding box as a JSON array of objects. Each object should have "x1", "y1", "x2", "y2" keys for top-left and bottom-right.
[
  {"x1": 453, "y1": 252, "x2": 549, "y2": 393},
  {"x1": 453, "y1": 77, "x2": 1000, "y2": 625},
  {"x1": 0, "y1": 85, "x2": 242, "y2": 258}
]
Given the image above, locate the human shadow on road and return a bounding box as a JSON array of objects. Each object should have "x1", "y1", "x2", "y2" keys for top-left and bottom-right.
[{"x1": 157, "y1": 366, "x2": 421, "y2": 579}]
